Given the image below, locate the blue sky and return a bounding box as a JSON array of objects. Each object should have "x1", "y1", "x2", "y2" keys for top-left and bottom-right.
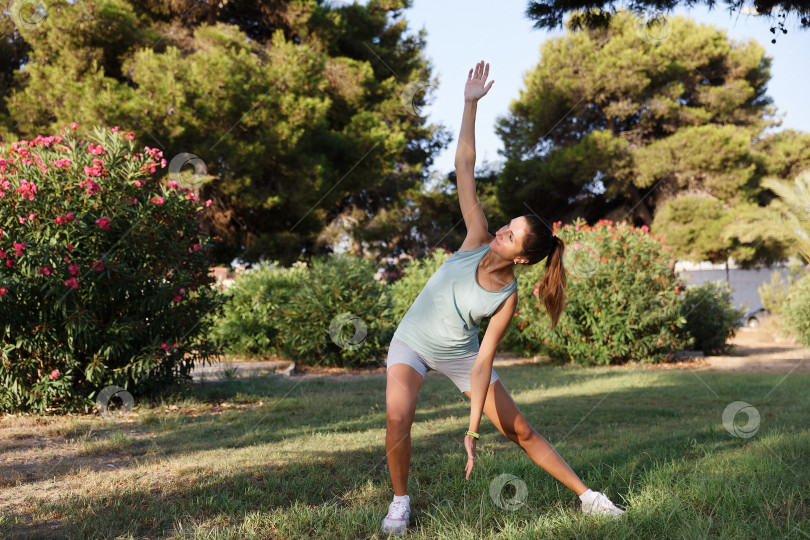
[{"x1": 399, "y1": 0, "x2": 810, "y2": 177}]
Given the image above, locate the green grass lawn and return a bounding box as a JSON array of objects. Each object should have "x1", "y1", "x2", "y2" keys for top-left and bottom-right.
[{"x1": 2, "y1": 364, "x2": 809, "y2": 539}]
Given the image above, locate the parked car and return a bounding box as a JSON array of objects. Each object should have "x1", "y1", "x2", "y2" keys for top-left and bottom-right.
[{"x1": 738, "y1": 308, "x2": 771, "y2": 328}]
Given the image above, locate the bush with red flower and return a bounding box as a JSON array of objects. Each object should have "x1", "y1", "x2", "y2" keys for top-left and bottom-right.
[
  {"x1": 502, "y1": 217, "x2": 696, "y2": 364},
  {"x1": 0, "y1": 125, "x2": 225, "y2": 413}
]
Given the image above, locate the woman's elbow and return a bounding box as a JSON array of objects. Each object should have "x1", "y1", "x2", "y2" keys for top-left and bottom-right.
[{"x1": 454, "y1": 155, "x2": 475, "y2": 171}]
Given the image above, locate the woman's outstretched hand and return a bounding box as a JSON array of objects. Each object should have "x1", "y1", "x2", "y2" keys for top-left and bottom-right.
[
  {"x1": 463, "y1": 434, "x2": 477, "y2": 480},
  {"x1": 464, "y1": 60, "x2": 494, "y2": 102}
]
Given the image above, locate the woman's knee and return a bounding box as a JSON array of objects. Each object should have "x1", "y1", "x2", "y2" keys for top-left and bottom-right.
[
  {"x1": 386, "y1": 411, "x2": 414, "y2": 434},
  {"x1": 385, "y1": 364, "x2": 422, "y2": 432},
  {"x1": 514, "y1": 415, "x2": 536, "y2": 445}
]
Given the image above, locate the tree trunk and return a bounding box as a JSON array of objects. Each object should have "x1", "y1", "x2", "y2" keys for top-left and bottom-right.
[{"x1": 625, "y1": 182, "x2": 654, "y2": 225}]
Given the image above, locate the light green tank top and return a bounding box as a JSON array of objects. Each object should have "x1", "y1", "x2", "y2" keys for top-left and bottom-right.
[{"x1": 392, "y1": 243, "x2": 518, "y2": 360}]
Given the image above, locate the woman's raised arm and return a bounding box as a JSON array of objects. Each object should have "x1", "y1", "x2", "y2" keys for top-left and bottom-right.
[{"x1": 454, "y1": 61, "x2": 495, "y2": 246}]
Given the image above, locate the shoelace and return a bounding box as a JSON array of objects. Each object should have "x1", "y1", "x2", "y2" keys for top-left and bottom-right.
[{"x1": 387, "y1": 500, "x2": 409, "y2": 520}]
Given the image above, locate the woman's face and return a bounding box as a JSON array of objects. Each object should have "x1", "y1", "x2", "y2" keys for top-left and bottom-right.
[{"x1": 489, "y1": 216, "x2": 529, "y2": 264}]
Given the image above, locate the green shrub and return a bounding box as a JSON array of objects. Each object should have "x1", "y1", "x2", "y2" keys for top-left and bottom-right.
[
  {"x1": 276, "y1": 254, "x2": 394, "y2": 367},
  {"x1": 758, "y1": 258, "x2": 807, "y2": 314},
  {"x1": 0, "y1": 125, "x2": 225, "y2": 413},
  {"x1": 503, "y1": 218, "x2": 694, "y2": 364},
  {"x1": 208, "y1": 261, "x2": 306, "y2": 358},
  {"x1": 781, "y1": 272, "x2": 810, "y2": 347},
  {"x1": 389, "y1": 247, "x2": 451, "y2": 324},
  {"x1": 678, "y1": 280, "x2": 745, "y2": 355}
]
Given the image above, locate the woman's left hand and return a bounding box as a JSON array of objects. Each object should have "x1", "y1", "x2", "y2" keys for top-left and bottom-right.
[
  {"x1": 464, "y1": 60, "x2": 494, "y2": 102},
  {"x1": 464, "y1": 434, "x2": 477, "y2": 480}
]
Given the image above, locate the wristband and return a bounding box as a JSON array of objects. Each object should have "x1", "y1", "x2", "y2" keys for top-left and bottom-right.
[{"x1": 465, "y1": 430, "x2": 479, "y2": 439}]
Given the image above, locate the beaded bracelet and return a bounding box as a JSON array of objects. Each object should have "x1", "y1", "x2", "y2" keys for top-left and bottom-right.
[{"x1": 465, "y1": 430, "x2": 479, "y2": 439}]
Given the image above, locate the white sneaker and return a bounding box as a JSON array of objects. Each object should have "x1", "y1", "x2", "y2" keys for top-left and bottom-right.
[
  {"x1": 381, "y1": 497, "x2": 411, "y2": 536},
  {"x1": 581, "y1": 491, "x2": 625, "y2": 517}
]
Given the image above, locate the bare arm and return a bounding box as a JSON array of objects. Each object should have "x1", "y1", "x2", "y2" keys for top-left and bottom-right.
[
  {"x1": 468, "y1": 290, "x2": 517, "y2": 434},
  {"x1": 455, "y1": 61, "x2": 495, "y2": 248}
]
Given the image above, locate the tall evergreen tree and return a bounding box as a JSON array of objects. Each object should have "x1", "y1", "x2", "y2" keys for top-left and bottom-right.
[
  {"x1": 496, "y1": 10, "x2": 804, "y2": 265},
  {"x1": 526, "y1": 0, "x2": 810, "y2": 38},
  {"x1": 2, "y1": 0, "x2": 450, "y2": 265}
]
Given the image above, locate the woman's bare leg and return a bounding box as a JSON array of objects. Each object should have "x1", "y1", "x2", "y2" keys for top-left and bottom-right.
[
  {"x1": 385, "y1": 363, "x2": 424, "y2": 496},
  {"x1": 464, "y1": 380, "x2": 588, "y2": 496}
]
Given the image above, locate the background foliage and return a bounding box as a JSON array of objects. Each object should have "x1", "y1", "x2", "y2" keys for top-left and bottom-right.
[
  {"x1": 0, "y1": 126, "x2": 223, "y2": 413},
  {"x1": 504, "y1": 218, "x2": 694, "y2": 364},
  {"x1": 276, "y1": 253, "x2": 394, "y2": 367}
]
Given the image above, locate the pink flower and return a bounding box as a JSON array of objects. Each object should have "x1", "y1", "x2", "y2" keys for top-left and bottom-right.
[
  {"x1": 68, "y1": 263, "x2": 79, "y2": 275},
  {"x1": 71, "y1": 122, "x2": 79, "y2": 129},
  {"x1": 205, "y1": 199, "x2": 212, "y2": 207},
  {"x1": 573, "y1": 242, "x2": 580, "y2": 250},
  {"x1": 150, "y1": 196, "x2": 164, "y2": 205},
  {"x1": 65, "y1": 277, "x2": 78, "y2": 288},
  {"x1": 0, "y1": 287, "x2": 7, "y2": 296},
  {"x1": 16, "y1": 179, "x2": 37, "y2": 200},
  {"x1": 92, "y1": 260, "x2": 105, "y2": 272},
  {"x1": 135, "y1": 180, "x2": 143, "y2": 187},
  {"x1": 81, "y1": 178, "x2": 101, "y2": 195},
  {"x1": 67, "y1": 243, "x2": 73, "y2": 252},
  {"x1": 168, "y1": 180, "x2": 178, "y2": 189},
  {"x1": 161, "y1": 342, "x2": 170, "y2": 350},
  {"x1": 96, "y1": 216, "x2": 111, "y2": 230},
  {"x1": 112, "y1": 126, "x2": 120, "y2": 132},
  {"x1": 55, "y1": 213, "x2": 75, "y2": 225},
  {"x1": 50, "y1": 369, "x2": 60, "y2": 380},
  {"x1": 574, "y1": 225, "x2": 580, "y2": 231},
  {"x1": 38, "y1": 265, "x2": 54, "y2": 276},
  {"x1": 641, "y1": 224, "x2": 649, "y2": 232},
  {"x1": 663, "y1": 245, "x2": 670, "y2": 250},
  {"x1": 13, "y1": 242, "x2": 26, "y2": 257},
  {"x1": 532, "y1": 287, "x2": 539, "y2": 297}
]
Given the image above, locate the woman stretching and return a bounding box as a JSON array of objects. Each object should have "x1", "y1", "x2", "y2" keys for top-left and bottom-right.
[{"x1": 381, "y1": 61, "x2": 625, "y2": 536}]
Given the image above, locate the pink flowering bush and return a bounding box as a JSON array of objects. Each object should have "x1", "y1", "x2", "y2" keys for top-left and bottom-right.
[
  {"x1": 0, "y1": 125, "x2": 225, "y2": 413},
  {"x1": 502, "y1": 217, "x2": 695, "y2": 364}
]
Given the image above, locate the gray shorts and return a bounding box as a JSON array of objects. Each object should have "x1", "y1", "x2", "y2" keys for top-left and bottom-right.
[{"x1": 386, "y1": 337, "x2": 500, "y2": 393}]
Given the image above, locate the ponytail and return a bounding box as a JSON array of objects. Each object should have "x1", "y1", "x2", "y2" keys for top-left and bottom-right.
[
  {"x1": 538, "y1": 236, "x2": 567, "y2": 330},
  {"x1": 520, "y1": 214, "x2": 568, "y2": 330}
]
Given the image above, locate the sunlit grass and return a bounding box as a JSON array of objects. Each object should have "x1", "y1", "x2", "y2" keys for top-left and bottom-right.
[{"x1": 1, "y1": 364, "x2": 808, "y2": 538}]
